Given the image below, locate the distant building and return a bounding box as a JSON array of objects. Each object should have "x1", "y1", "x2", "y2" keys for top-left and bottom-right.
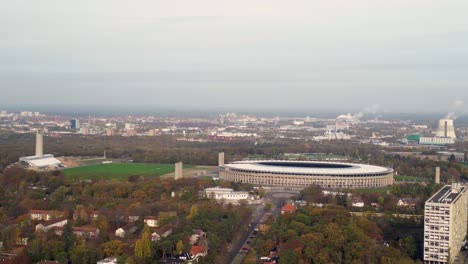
[
  {"x1": 148, "y1": 129, "x2": 158, "y2": 136},
  {"x1": 436, "y1": 119, "x2": 456, "y2": 139},
  {"x1": 70, "y1": 119, "x2": 80, "y2": 129},
  {"x1": 80, "y1": 127, "x2": 90, "y2": 135},
  {"x1": 105, "y1": 128, "x2": 115, "y2": 136},
  {"x1": 419, "y1": 137, "x2": 455, "y2": 145},
  {"x1": 424, "y1": 184, "x2": 468, "y2": 263}
]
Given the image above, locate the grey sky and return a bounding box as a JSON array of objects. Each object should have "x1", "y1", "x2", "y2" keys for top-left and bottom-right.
[{"x1": 1, "y1": 1, "x2": 467, "y2": 114}]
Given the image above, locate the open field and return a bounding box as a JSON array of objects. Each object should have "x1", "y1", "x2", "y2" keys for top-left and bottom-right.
[{"x1": 62, "y1": 163, "x2": 190, "y2": 180}]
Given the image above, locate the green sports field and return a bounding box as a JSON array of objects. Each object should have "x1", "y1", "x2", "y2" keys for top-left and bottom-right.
[{"x1": 62, "y1": 163, "x2": 185, "y2": 180}]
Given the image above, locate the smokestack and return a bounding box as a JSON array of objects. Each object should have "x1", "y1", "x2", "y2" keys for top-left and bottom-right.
[
  {"x1": 436, "y1": 119, "x2": 456, "y2": 139},
  {"x1": 218, "y1": 152, "x2": 225, "y2": 166},
  {"x1": 35, "y1": 129, "x2": 43, "y2": 158},
  {"x1": 435, "y1": 167, "x2": 440, "y2": 184},
  {"x1": 174, "y1": 162, "x2": 183, "y2": 180}
]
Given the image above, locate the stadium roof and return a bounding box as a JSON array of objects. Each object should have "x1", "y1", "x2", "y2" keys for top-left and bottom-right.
[
  {"x1": 222, "y1": 160, "x2": 392, "y2": 176},
  {"x1": 20, "y1": 154, "x2": 62, "y2": 168}
]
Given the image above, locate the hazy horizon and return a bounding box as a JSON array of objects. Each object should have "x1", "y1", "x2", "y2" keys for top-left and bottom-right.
[{"x1": 1, "y1": 1, "x2": 467, "y2": 115}]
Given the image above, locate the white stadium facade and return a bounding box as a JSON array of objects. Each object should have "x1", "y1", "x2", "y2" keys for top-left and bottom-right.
[{"x1": 219, "y1": 160, "x2": 394, "y2": 189}]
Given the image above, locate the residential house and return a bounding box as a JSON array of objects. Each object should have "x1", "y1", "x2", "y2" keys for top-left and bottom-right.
[
  {"x1": 72, "y1": 226, "x2": 100, "y2": 239},
  {"x1": 97, "y1": 257, "x2": 117, "y2": 264},
  {"x1": 35, "y1": 217, "x2": 68, "y2": 232},
  {"x1": 73, "y1": 210, "x2": 100, "y2": 222},
  {"x1": 115, "y1": 223, "x2": 137, "y2": 238},
  {"x1": 144, "y1": 216, "x2": 158, "y2": 227},
  {"x1": 397, "y1": 198, "x2": 419, "y2": 208},
  {"x1": 29, "y1": 210, "x2": 63, "y2": 221},
  {"x1": 280, "y1": 204, "x2": 296, "y2": 214},
  {"x1": 151, "y1": 226, "x2": 173, "y2": 242},
  {"x1": 351, "y1": 197, "x2": 365, "y2": 208},
  {"x1": 190, "y1": 245, "x2": 207, "y2": 258},
  {"x1": 189, "y1": 229, "x2": 206, "y2": 245}
]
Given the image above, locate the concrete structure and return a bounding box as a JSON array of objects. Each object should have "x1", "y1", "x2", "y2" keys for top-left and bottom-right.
[
  {"x1": 220, "y1": 160, "x2": 393, "y2": 189},
  {"x1": 436, "y1": 119, "x2": 456, "y2": 139},
  {"x1": 424, "y1": 184, "x2": 468, "y2": 263},
  {"x1": 35, "y1": 129, "x2": 43, "y2": 157},
  {"x1": 175, "y1": 162, "x2": 183, "y2": 180},
  {"x1": 19, "y1": 130, "x2": 62, "y2": 169},
  {"x1": 435, "y1": 167, "x2": 441, "y2": 184},
  {"x1": 204, "y1": 187, "x2": 248, "y2": 203},
  {"x1": 218, "y1": 152, "x2": 225, "y2": 166}
]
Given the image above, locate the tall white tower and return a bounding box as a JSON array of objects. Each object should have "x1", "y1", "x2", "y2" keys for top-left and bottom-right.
[
  {"x1": 35, "y1": 129, "x2": 44, "y2": 158},
  {"x1": 218, "y1": 152, "x2": 225, "y2": 166},
  {"x1": 436, "y1": 118, "x2": 456, "y2": 139},
  {"x1": 174, "y1": 162, "x2": 183, "y2": 180}
]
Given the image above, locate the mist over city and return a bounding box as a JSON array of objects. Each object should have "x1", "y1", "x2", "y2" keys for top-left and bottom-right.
[{"x1": 1, "y1": 1, "x2": 468, "y2": 264}]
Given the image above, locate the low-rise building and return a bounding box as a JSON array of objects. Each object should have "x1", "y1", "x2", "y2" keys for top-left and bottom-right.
[
  {"x1": 204, "y1": 187, "x2": 249, "y2": 204},
  {"x1": 29, "y1": 210, "x2": 64, "y2": 221},
  {"x1": 35, "y1": 217, "x2": 68, "y2": 232},
  {"x1": 144, "y1": 216, "x2": 158, "y2": 227},
  {"x1": 281, "y1": 204, "x2": 296, "y2": 214},
  {"x1": 151, "y1": 226, "x2": 173, "y2": 242},
  {"x1": 115, "y1": 223, "x2": 138, "y2": 238}
]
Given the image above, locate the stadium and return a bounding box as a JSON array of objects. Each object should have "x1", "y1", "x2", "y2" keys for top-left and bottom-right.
[{"x1": 219, "y1": 160, "x2": 393, "y2": 189}]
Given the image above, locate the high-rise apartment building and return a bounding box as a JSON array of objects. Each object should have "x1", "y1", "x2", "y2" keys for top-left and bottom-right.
[{"x1": 424, "y1": 184, "x2": 468, "y2": 263}]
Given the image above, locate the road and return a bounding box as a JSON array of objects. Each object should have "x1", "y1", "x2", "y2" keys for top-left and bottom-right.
[{"x1": 228, "y1": 190, "x2": 299, "y2": 264}]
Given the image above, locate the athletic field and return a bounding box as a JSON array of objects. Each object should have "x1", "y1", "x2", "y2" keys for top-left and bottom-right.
[{"x1": 62, "y1": 163, "x2": 186, "y2": 180}]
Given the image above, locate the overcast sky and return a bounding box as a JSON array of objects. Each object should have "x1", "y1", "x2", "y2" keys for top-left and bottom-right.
[{"x1": 1, "y1": 1, "x2": 467, "y2": 114}]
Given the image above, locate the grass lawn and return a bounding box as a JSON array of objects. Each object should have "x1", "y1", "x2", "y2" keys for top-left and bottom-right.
[
  {"x1": 354, "y1": 186, "x2": 391, "y2": 195},
  {"x1": 62, "y1": 163, "x2": 190, "y2": 181},
  {"x1": 394, "y1": 175, "x2": 427, "y2": 182}
]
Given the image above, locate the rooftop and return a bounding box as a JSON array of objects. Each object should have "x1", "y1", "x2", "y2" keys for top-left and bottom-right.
[
  {"x1": 427, "y1": 184, "x2": 467, "y2": 204},
  {"x1": 222, "y1": 160, "x2": 392, "y2": 176}
]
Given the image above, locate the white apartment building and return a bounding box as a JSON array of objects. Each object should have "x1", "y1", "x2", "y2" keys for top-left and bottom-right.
[{"x1": 424, "y1": 184, "x2": 468, "y2": 263}]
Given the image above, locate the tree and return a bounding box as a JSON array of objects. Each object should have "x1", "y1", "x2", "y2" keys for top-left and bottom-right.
[
  {"x1": 102, "y1": 240, "x2": 127, "y2": 257},
  {"x1": 187, "y1": 205, "x2": 198, "y2": 220},
  {"x1": 280, "y1": 249, "x2": 297, "y2": 263},
  {"x1": 176, "y1": 240, "x2": 184, "y2": 253},
  {"x1": 74, "y1": 205, "x2": 89, "y2": 226},
  {"x1": 135, "y1": 228, "x2": 152, "y2": 264},
  {"x1": 70, "y1": 244, "x2": 89, "y2": 264}
]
